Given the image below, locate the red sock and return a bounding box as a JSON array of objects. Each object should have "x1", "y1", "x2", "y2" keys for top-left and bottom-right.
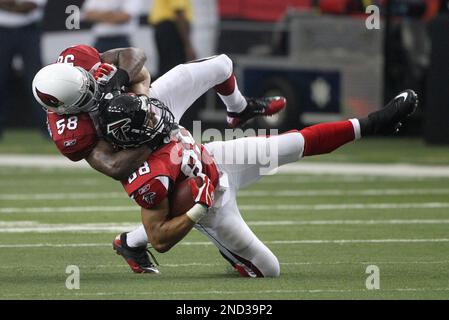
[
  {"x1": 214, "y1": 74, "x2": 236, "y2": 96},
  {"x1": 299, "y1": 121, "x2": 355, "y2": 156}
]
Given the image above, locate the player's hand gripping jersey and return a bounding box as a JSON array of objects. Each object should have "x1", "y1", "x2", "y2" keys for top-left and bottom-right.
[
  {"x1": 122, "y1": 128, "x2": 219, "y2": 209},
  {"x1": 46, "y1": 45, "x2": 102, "y2": 161}
]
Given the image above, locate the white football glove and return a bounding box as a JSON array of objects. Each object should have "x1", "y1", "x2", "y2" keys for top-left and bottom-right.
[{"x1": 93, "y1": 63, "x2": 118, "y2": 86}]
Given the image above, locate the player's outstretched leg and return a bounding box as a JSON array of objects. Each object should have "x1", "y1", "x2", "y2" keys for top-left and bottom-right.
[
  {"x1": 212, "y1": 58, "x2": 286, "y2": 128},
  {"x1": 206, "y1": 89, "x2": 419, "y2": 188},
  {"x1": 112, "y1": 231, "x2": 160, "y2": 274},
  {"x1": 288, "y1": 89, "x2": 419, "y2": 159},
  {"x1": 359, "y1": 89, "x2": 418, "y2": 136}
]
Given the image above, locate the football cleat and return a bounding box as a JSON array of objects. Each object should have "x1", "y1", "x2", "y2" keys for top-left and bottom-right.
[
  {"x1": 366, "y1": 89, "x2": 419, "y2": 135},
  {"x1": 113, "y1": 233, "x2": 160, "y2": 274},
  {"x1": 227, "y1": 96, "x2": 287, "y2": 128}
]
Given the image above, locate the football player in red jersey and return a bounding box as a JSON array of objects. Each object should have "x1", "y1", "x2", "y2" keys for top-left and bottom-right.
[
  {"x1": 33, "y1": 46, "x2": 285, "y2": 178},
  {"x1": 31, "y1": 45, "x2": 287, "y2": 273},
  {"x1": 99, "y1": 89, "x2": 419, "y2": 277},
  {"x1": 32, "y1": 45, "x2": 154, "y2": 179}
]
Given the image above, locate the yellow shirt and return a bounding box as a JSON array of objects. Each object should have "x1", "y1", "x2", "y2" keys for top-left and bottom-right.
[{"x1": 149, "y1": 0, "x2": 193, "y2": 25}]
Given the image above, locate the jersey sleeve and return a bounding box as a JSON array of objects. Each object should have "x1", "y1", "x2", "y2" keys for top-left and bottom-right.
[
  {"x1": 47, "y1": 112, "x2": 98, "y2": 162},
  {"x1": 132, "y1": 176, "x2": 170, "y2": 209}
]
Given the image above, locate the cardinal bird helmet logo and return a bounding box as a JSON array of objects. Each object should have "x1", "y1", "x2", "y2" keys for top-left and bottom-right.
[{"x1": 35, "y1": 88, "x2": 64, "y2": 108}]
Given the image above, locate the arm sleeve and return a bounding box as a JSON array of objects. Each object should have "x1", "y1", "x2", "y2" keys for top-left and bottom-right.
[{"x1": 132, "y1": 176, "x2": 170, "y2": 209}]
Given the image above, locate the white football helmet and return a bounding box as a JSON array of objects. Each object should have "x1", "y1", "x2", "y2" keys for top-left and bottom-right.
[{"x1": 32, "y1": 63, "x2": 101, "y2": 114}]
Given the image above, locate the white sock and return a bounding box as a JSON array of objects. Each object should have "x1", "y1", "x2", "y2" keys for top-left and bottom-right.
[
  {"x1": 349, "y1": 118, "x2": 362, "y2": 140},
  {"x1": 126, "y1": 225, "x2": 148, "y2": 248},
  {"x1": 218, "y1": 81, "x2": 247, "y2": 114}
]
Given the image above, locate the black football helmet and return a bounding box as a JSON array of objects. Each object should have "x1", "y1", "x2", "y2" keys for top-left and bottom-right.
[{"x1": 99, "y1": 93, "x2": 177, "y2": 149}]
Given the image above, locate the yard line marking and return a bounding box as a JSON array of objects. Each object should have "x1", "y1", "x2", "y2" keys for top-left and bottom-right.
[
  {"x1": 267, "y1": 239, "x2": 449, "y2": 244},
  {"x1": 275, "y1": 163, "x2": 449, "y2": 177},
  {"x1": 0, "y1": 206, "x2": 139, "y2": 213},
  {"x1": 0, "y1": 178, "x2": 102, "y2": 187},
  {"x1": 2, "y1": 202, "x2": 449, "y2": 214},
  {"x1": 1, "y1": 260, "x2": 449, "y2": 270},
  {"x1": 3, "y1": 188, "x2": 449, "y2": 201},
  {"x1": 248, "y1": 219, "x2": 449, "y2": 226},
  {"x1": 257, "y1": 175, "x2": 446, "y2": 183},
  {"x1": 2, "y1": 287, "x2": 449, "y2": 298},
  {"x1": 281, "y1": 260, "x2": 449, "y2": 266},
  {"x1": 239, "y1": 189, "x2": 449, "y2": 197},
  {"x1": 2, "y1": 219, "x2": 449, "y2": 233},
  {"x1": 0, "y1": 192, "x2": 125, "y2": 201},
  {"x1": 2, "y1": 238, "x2": 449, "y2": 248},
  {"x1": 0, "y1": 155, "x2": 89, "y2": 168},
  {"x1": 241, "y1": 203, "x2": 449, "y2": 211},
  {"x1": 2, "y1": 155, "x2": 449, "y2": 177}
]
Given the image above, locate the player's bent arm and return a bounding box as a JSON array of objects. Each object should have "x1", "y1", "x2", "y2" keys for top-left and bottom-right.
[
  {"x1": 129, "y1": 66, "x2": 151, "y2": 95},
  {"x1": 86, "y1": 139, "x2": 151, "y2": 180},
  {"x1": 100, "y1": 48, "x2": 146, "y2": 82},
  {"x1": 141, "y1": 198, "x2": 197, "y2": 253}
]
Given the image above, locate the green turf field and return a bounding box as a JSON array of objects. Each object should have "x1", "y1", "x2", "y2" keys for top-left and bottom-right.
[{"x1": 1, "y1": 163, "x2": 449, "y2": 299}]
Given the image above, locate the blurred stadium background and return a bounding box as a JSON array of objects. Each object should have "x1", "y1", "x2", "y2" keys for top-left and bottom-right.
[
  {"x1": 2, "y1": 0, "x2": 449, "y2": 140},
  {"x1": 1, "y1": 0, "x2": 449, "y2": 300}
]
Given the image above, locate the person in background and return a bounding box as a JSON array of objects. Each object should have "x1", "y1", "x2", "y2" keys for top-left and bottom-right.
[
  {"x1": 0, "y1": 0, "x2": 47, "y2": 139},
  {"x1": 82, "y1": 0, "x2": 142, "y2": 52},
  {"x1": 149, "y1": 0, "x2": 196, "y2": 77},
  {"x1": 191, "y1": 0, "x2": 219, "y2": 58}
]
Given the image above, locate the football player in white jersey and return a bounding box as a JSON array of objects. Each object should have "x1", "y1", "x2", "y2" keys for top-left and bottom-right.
[{"x1": 99, "y1": 89, "x2": 419, "y2": 277}]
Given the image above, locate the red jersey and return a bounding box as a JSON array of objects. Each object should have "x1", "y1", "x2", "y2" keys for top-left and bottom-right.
[
  {"x1": 122, "y1": 128, "x2": 219, "y2": 209},
  {"x1": 47, "y1": 45, "x2": 102, "y2": 161},
  {"x1": 46, "y1": 112, "x2": 98, "y2": 161}
]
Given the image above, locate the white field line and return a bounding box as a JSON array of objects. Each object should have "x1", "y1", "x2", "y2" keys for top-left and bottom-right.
[
  {"x1": 2, "y1": 154, "x2": 449, "y2": 177},
  {"x1": 1, "y1": 260, "x2": 448, "y2": 270},
  {"x1": 0, "y1": 178, "x2": 103, "y2": 187},
  {"x1": 2, "y1": 188, "x2": 449, "y2": 201},
  {"x1": 0, "y1": 192, "x2": 125, "y2": 201},
  {"x1": 2, "y1": 288, "x2": 449, "y2": 298},
  {"x1": 0, "y1": 155, "x2": 90, "y2": 169},
  {"x1": 2, "y1": 202, "x2": 449, "y2": 214},
  {"x1": 275, "y1": 163, "x2": 449, "y2": 177},
  {"x1": 2, "y1": 219, "x2": 449, "y2": 233},
  {"x1": 240, "y1": 189, "x2": 449, "y2": 197},
  {"x1": 2, "y1": 238, "x2": 449, "y2": 248},
  {"x1": 0, "y1": 172, "x2": 443, "y2": 184}
]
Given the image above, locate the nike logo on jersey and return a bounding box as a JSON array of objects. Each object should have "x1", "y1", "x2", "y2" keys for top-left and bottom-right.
[{"x1": 395, "y1": 92, "x2": 408, "y2": 102}]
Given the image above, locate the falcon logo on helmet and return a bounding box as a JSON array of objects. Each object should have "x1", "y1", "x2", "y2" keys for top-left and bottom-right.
[
  {"x1": 106, "y1": 118, "x2": 132, "y2": 143},
  {"x1": 35, "y1": 88, "x2": 64, "y2": 109},
  {"x1": 99, "y1": 93, "x2": 177, "y2": 150}
]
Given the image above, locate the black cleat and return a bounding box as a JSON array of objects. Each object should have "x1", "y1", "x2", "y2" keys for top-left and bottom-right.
[
  {"x1": 362, "y1": 89, "x2": 419, "y2": 136},
  {"x1": 227, "y1": 96, "x2": 286, "y2": 128},
  {"x1": 113, "y1": 233, "x2": 160, "y2": 274}
]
